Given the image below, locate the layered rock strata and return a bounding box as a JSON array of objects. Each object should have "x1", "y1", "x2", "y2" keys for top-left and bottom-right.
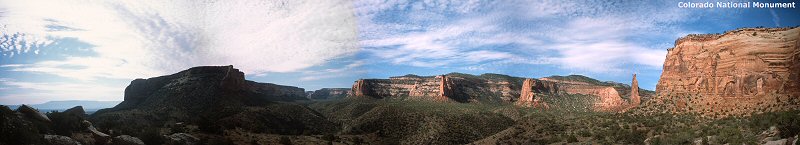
[
  {"x1": 350, "y1": 73, "x2": 646, "y2": 111},
  {"x1": 515, "y1": 78, "x2": 555, "y2": 109},
  {"x1": 653, "y1": 27, "x2": 800, "y2": 117},
  {"x1": 307, "y1": 88, "x2": 352, "y2": 100},
  {"x1": 351, "y1": 74, "x2": 526, "y2": 103}
]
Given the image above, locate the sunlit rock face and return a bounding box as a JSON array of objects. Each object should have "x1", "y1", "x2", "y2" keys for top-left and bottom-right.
[
  {"x1": 307, "y1": 88, "x2": 351, "y2": 100},
  {"x1": 350, "y1": 73, "x2": 524, "y2": 103},
  {"x1": 653, "y1": 27, "x2": 800, "y2": 117},
  {"x1": 350, "y1": 73, "x2": 647, "y2": 112},
  {"x1": 350, "y1": 75, "x2": 459, "y2": 102},
  {"x1": 515, "y1": 78, "x2": 556, "y2": 109}
]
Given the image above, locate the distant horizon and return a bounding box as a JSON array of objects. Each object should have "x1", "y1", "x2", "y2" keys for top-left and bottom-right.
[{"x1": 2, "y1": 0, "x2": 799, "y2": 104}]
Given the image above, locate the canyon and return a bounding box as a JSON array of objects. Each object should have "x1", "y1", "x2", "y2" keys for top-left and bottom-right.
[{"x1": 349, "y1": 73, "x2": 646, "y2": 111}]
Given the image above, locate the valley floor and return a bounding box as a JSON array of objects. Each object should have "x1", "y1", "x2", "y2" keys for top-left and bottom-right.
[{"x1": 214, "y1": 98, "x2": 800, "y2": 145}]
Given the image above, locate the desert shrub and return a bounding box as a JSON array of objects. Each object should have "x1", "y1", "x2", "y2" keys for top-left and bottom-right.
[
  {"x1": 748, "y1": 110, "x2": 800, "y2": 138},
  {"x1": 567, "y1": 134, "x2": 578, "y2": 143}
]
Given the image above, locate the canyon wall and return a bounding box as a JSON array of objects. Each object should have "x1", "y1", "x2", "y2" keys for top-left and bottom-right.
[
  {"x1": 307, "y1": 88, "x2": 351, "y2": 100},
  {"x1": 653, "y1": 27, "x2": 800, "y2": 117},
  {"x1": 350, "y1": 74, "x2": 523, "y2": 103},
  {"x1": 351, "y1": 73, "x2": 644, "y2": 112}
]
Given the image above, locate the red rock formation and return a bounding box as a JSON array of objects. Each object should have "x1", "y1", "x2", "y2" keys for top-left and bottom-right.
[
  {"x1": 653, "y1": 27, "x2": 800, "y2": 117},
  {"x1": 351, "y1": 79, "x2": 369, "y2": 97},
  {"x1": 516, "y1": 79, "x2": 536, "y2": 106},
  {"x1": 435, "y1": 75, "x2": 454, "y2": 102},
  {"x1": 516, "y1": 79, "x2": 550, "y2": 109},
  {"x1": 630, "y1": 74, "x2": 641, "y2": 107}
]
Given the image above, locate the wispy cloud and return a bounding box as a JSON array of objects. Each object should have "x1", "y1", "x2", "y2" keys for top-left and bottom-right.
[
  {"x1": 300, "y1": 60, "x2": 366, "y2": 81},
  {"x1": 0, "y1": 0, "x2": 358, "y2": 104},
  {"x1": 0, "y1": 78, "x2": 124, "y2": 104},
  {"x1": 0, "y1": 0, "x2": 359, "y2": 79},
  {"x1": 356, "y1": 0, "x2": 685, "y2": 73}
]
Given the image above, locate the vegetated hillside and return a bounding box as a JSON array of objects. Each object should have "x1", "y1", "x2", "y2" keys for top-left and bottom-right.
[{"x1": 309, "y1": 98, "x2": 515, "y2": 144}]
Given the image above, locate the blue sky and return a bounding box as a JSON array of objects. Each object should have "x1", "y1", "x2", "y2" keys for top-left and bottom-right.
[{"x1": 1, "y1": 0, "x2": 799, "y2": 104}]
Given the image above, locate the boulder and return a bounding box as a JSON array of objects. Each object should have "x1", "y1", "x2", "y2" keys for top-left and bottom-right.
[
  {"x1": 17, "y1": 104, "x2": 51, "y2": 122},
  {"x1": 44, "y1": 134, "x2": 82, "y2": 145},
  {"x1": 165, "y1": 133, "x2": 199, "y2": 145},
  {"x1": 764, "y1": 139, "x2": 787, "y2": 145},
  {"x1": 759, "y1": 126, "x2": 782, "y2": 144},
  {"x1": 111, "y1": 135, "x2": 144, "y2": 145},
  {"x1": 83, "y1": 120, "x2": 110, "y2": 138}
]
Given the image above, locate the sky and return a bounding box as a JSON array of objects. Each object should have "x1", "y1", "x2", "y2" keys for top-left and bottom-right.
[{"x1": 1, "y1": 0, "x2": 799, "y2": 104}]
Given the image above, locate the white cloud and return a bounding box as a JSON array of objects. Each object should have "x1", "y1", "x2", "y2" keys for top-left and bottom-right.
[
  {"x1": 0, "y1": 0, "x2": 358, "y2": 104},
  {"x1": 360, "y1": 16, "x2": 525, "y2": 67},
  {"x1": 300, "y1": 60, "x2": 366, "y2": 81},
  {"x1": 0, "y1": 0, "x2": 358, "y2": 79},
  {"x1": 0, "y1": 78, "x2": 125, "y2": 104}
]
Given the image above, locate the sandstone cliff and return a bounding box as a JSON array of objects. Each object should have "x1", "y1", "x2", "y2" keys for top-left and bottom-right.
[
  {"x1": 351, "y1": 74, "x2": 459, "y2": 102},
  {"x1": 307, "y1": 88, "x2": 351, "y2": 100},
  {"x1": 652, "y1": 27, "x2": 800, "y2": 117},
  {"x1": 515, "y1": 78, "x2": 555, "y2": 109},
  {"x1": 350, "y1": 73, "x2": 649, "y2": 111}
]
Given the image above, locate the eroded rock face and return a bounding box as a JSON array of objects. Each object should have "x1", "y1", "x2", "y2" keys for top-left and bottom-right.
[
  {"x1": 515, "y1": 78, "x2": 554, "y2": 109},
  {"x1": 349, "y1": 74, "x2": 522, "y2": 103},
  {"x1": 351, "y1": 73, "x2": 647, "y2": 111},
  {"x1": 308, "y1": 88, "x2": 352, "y2": 100},
  {"x1": 630, "y1": 74, "x2": 641, "y2": 107},
  {"x1": 17, "y1": 104, "x2": 50, "y2": 122},
  {"x1": 653, "y1": 27, "x2": 800, "y2": 116}
]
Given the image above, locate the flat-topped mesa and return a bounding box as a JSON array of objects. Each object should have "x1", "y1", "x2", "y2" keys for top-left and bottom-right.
[
  {"x1": 673, "y1": 27, "x2": 796, "y2": 48},
  {"x1": 308, "y1": 88, "x2": 351, "y2": 100},
  {"x1": 653, "y1": 27, "x2": 800, "y2": 117},
  {"x1": 348, "y1": 73, "x2": 525, "y2": 103},
  {"x1": 111, "y1": 65, "x2": 306, "y2": 111},
  {"x1": 350, "y1": 75, "x2": 454, "y2": 101}
]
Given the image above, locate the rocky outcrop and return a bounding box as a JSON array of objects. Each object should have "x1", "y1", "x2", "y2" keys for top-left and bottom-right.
[
  {"x1": 17, "y1": 104, "x2": 51, "y2": 122},
  {"x1": 44, "y1": 134, "x2": 81, "y2": 145},
  {"x1": 352, "y1": 79, "x2": 372, "y2": 98},
  {"x1": 515, "y1": 79, "x2": 554, "y2": 109},
  {"x1": 165, "y1": 133, "x2": 199, "y2": 145},
  {"x1": 652, "y1": 27, "x2": 800, "y2": 117},
  {"x1": 111, "y1": 135, "x2": 144, "y2": 145},
  {"x1": 308, "y1": 88, "x2": 351, "y2": 100},
  {"x1": 349, "y1": 73, "x2": 524, "y2": 103},
  {"x1": 113, "y1": 65, "x2": 306, "y2": 110},
  {"x1": 92, "y1": 65, "x2": 308, "y2": 133},
  {"x1": 630, "y1": 74, "x2": 641, "y2": 107},
  {"x1": 83, "y1": 120, "x2": 110, "y2": 138}
]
